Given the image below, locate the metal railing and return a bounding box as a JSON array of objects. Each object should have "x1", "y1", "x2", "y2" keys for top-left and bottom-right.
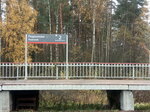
[{"x1": 0, "y1": 63, "x2": 150, "y2": 79}]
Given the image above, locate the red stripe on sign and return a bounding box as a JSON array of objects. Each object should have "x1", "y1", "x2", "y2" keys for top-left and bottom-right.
[{"x1": 27, "y1": 42, "x2": 67, "y2": 44}]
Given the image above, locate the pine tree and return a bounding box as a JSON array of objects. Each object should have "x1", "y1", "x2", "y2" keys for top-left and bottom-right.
[
  {"x1": 114, "y1": 0, "x2": 145, "y2": 28},
  {"x1": 112, "y1": 0, "x2": 149, "y2": 63}
]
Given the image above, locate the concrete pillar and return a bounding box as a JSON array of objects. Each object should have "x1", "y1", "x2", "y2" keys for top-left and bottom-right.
[
  {"x1": 0, "y1": 91, "x2": 12, "y2": 112},
  {"x1": 120, "y1": 90, "x2": 134, "y2": 111}
]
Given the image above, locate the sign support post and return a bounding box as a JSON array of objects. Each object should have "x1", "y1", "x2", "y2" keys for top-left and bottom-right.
[
  {"x1": 66, "y1": 35, "x2": 69, "y2": 79},
  {"x1": 25, "y1": 34, "x2": 28, "y2": 80},
  {"x1": 0, "y1": 38, "x2": 1, "y2": 62}
]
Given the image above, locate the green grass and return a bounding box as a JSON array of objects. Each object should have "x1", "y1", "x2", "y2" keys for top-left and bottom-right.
[
  {"x1": 38, "y1": 109, "x2": 119, "y2": 112},
  {"x1": 13, "y1": 103, "x2": 150, "y2": 112},
  {"x1": 39, "y1": 104, "x2": 106, "y2": 111},
  {"x1": 16, "y1": 110, "x2": 119, "y2": 112},
  {"x1": 135, "y1": 103, "x2": 150, "y2": 110}
]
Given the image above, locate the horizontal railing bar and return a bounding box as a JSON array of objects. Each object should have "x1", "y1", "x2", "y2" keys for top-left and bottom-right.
[
  {"x1": 1, "y1": 64, "x2": 149, "y2": 66},
  {"x1": 0, "y1": 62, "x2": 150, "y2": 64}
]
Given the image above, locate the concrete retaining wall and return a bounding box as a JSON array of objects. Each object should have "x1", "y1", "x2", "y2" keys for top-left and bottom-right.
[{"x1": 0, "y1": 91, "x2": 12, "y2": 112}]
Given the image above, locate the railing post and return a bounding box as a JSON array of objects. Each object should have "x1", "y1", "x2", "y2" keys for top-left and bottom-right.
[
  {"x1": 149, "y1": 55, "x2": 150, "y2": 77},
  {"x1": 66, "y1": 63, "x2": 69, "y2": 79},
  {"x1": 132, "y1": 65, "x2": 135, "y2": 79},
  {"x1": 148, "y1": 63, "x2": 150, "y2": 77},
  {"x1": 66, "y1": 35, "x2": 69, "y2": 79},
  {"x1": 25, "y1": 63, "x2": 28, "y2": 80},
  {"x1": 56, "y1": 65, "x2": 58, "y2": 79},
  {"x1": 0, "y1": 63, "x2": 1, "y2": 78},
  {"x1": 25, "y1": 34, "x2": 28, "y2": 80},
  {"x1": 17, "y1": 64, "x2": 19, "y2": 79}
]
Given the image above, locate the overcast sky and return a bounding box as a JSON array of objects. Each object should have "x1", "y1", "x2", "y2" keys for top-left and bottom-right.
[{"x1": 146, "y1": 0, "x2": 150, "y2": 22}]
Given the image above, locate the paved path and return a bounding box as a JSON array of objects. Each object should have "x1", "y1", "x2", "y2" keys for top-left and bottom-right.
[
  {"x1": 1, "y1": 79, "x2": 150, "y2": 85},
  {"x1": 0, "y1": 80, "x2": 150, "y2": 91}
]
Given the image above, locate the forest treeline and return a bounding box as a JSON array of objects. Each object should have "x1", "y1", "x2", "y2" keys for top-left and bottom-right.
[{"x1": 0, "y1": 0, "x2": 150, "y2": 63}]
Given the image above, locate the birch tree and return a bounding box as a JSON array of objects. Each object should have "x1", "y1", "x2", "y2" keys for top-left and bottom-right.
[{"x1": 91, "y1": 0, "x2": 96, "y2": 62}]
